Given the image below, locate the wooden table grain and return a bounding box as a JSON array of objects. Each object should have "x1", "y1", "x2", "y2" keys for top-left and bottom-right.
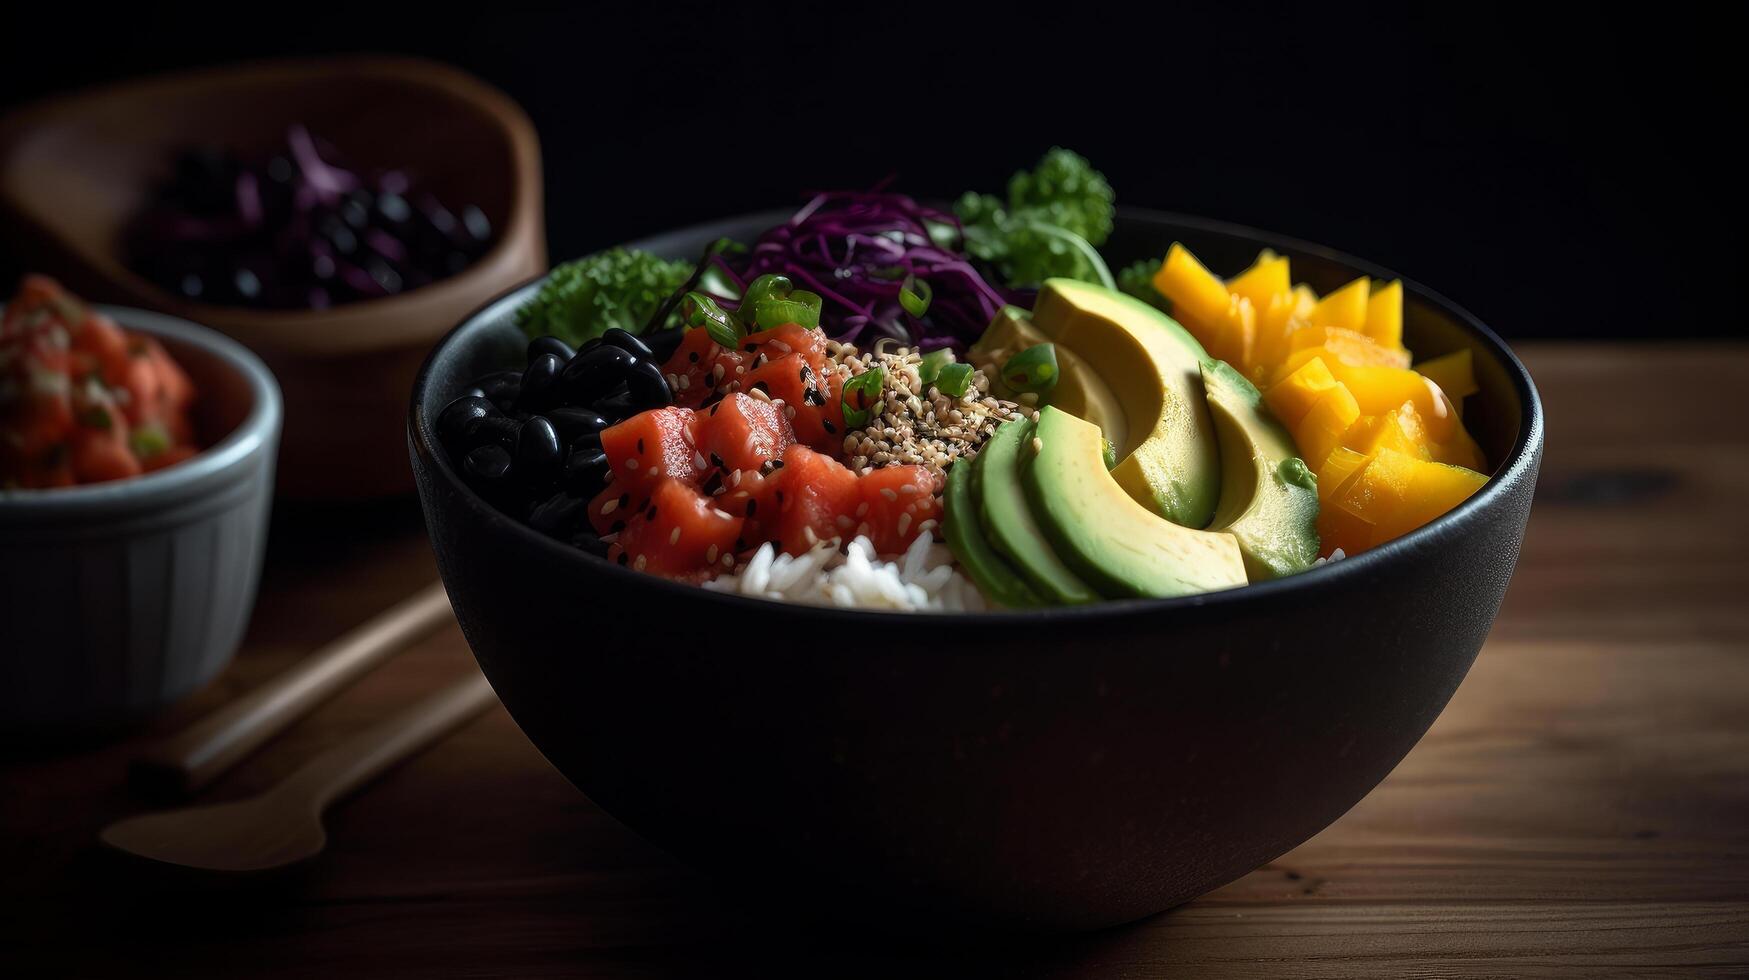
[{"x1": 4, "y1": 343, "x2": 1746, "y2": 978}]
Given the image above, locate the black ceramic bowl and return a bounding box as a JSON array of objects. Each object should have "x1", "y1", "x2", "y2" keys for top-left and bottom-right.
[{"x1": 409, "y1": 210, "x2": 1544, "y2": 932}]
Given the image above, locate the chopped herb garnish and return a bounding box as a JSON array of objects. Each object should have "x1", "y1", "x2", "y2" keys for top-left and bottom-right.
[
  {"x1": 899, "y1": 275, "x2": 933, "y2": 318},
  {"x1": 840, "y1": 367, "x2": 885, "y2": 428},
  {"x1": 1001, "y1": 343, "x2": 1059, "y2": 394},
  {"x1": 682, "y1": 291, "x2": 741, "y2": 350},
  {"x1": 934, "y1": 362, "x2": 974, "y2": 398}
]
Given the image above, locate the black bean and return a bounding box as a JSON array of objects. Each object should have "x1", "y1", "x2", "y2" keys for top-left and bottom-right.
[
  {"x1": 463, "y1": 443, "x2": 512, "y2": 481},
  {"x1": 528, "y1": 335, "x2": 575, "y2": 363},
  {"x1": 642, "y1": 327, "x2": 686, "y2": 363},
  {"x1": 516, "y1": 353, "x2": 563, "y2": 412},
  {"x1": 528, "y1": 491, "x2": 588, "y2": 536},
  {"x1": 602, "y1": 327, "x2": 654, "y2": 361},
  {"x1": 624, "y1": 358, "x2": 673, "y2": 410},
  {"x1": 558, "y1": 345, "x2": 637, "y2": 404},
  {"x1": 463, "y1": 415, "x2": 521, "y2": 449},
  {"x1": 592, "y1": 388, "x2": 636, "y2": 421},
  {"x1": 548, "y1": 406, "x2": 609, "y2": 442},
  {"x1": 477, "y1": 369, "x2": 523, "y2": 406},
  {"x1": 437, "y1": 394, "x2": 496, "y2": 447},
  {"x1": 562, "y1": 448, "x2": 611, "y2": 495},
  {"x1": 515, "y1": 416, "x2": 563, "y2": 485},
  {"x1": 570, "y1": 431, "x2": 603, "y2": 456}
]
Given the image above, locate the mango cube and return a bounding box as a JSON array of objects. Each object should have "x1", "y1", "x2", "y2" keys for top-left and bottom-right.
[
  {"x1": 1227, "y1": 252, "x2": 1292, "y2": 312},
  {"x1": 1371, "y1": 452, "x2": 1489, "y2": 542},
  {"x1": 1416, "y1": 348, "x2": 1478, "y2": 407},
  {"x1": 1310, "y1": 276, "x2": 1370, "y2": 332},
  {"x1": 1365, "y1": 279, "x2": 1404, "y2": 351},
  {"x1": 1264, "y1": 356, "x2": 1341, "y2": 428},
  {"x1": 1295, "y1": 384, "x2": 1362, "y2": 472},
  {"x1": 1154, "y1": 243, "x2": 1231, "y2": 335}
]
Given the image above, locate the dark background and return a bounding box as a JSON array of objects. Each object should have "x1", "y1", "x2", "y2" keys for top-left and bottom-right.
[{"x1": 1, "y1": 6, "x2": 1735, "y2": 341}]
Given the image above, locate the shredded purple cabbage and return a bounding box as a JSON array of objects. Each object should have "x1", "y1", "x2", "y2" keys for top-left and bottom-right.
[{"x1": 721, "y1": 191, "x2": 1014, "y2": 349}]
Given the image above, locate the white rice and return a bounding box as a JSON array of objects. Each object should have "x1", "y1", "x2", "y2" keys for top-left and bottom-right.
[{"x1": 702, "y1": 532, "x2": 986, "y2": 613}]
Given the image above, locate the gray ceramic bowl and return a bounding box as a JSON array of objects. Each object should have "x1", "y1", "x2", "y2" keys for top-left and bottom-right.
[{"x1": 0, "y1": 306, "x2": 281, "y2": 735}]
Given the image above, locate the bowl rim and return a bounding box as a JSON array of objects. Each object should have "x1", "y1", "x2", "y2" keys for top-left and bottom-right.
[
  {"x1": 0, "y1": 304, "x2": 282, "y2": 517},
  {"x1": 411, "y1": 206, "x2": 1545, "y2": 623},
  {"x1": 0, "y1": 55, "x2": 546, "y2": 356}
]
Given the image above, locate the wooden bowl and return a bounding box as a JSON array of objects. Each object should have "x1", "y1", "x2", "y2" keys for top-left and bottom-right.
[{"x1": 0, "y1": 56, "x2": 545, "y2": 499}]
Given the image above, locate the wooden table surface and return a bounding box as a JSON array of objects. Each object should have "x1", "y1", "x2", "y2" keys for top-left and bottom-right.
[{"x1": 4, "y1": 343, "x2": 1747, "y2": 978}]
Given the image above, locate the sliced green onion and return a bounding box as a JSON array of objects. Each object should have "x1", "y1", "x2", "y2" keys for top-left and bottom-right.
[
  {"x1": 918, "y1": 349, "x2": 955, "y2": 389},
  {"x1": 754, "y1": 289, "x2": 822, "y2": 330},
  {"x1": 683, "y1": 291, "x2": 741, "y2": 349},
  {"x1": 737, "y1": 274, "x2": 793, "y2": 325},
  {"x1": 1001, "y1": 343, "x2": 1059, "y2": 394},
  {"x1": 129, "y1": 422, "x2": 171, "y2": 459},
  {"x1": 934, "y1": 362, "x2": 974, "y2": 399},
  {"x1": 899, "y1": 275, "x2": 933, "y2": 318},
  {"x1": 840, "y1": 367, "x2": 885, "y2": 429}
]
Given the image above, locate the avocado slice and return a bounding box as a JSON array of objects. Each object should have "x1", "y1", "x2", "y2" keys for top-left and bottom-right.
[
  {"x1": 1201, "y1": 359, "x2": 1321, "y2": 580},
  {"x1": 970, "y1": 307, "x2": 1130, "y2": 452},
  {"x1": 975, "y1": 419, "x2": 1098, "y2": 604},
  {"x1": 1031, "y1": 279, "x2": 1219, "y2": 530},
  {"x1": 1023, "y1": 407, "x2": 1247, "y2": 599},
  {"x1": 942, "y1": 458, "x2": 1041, "y2": 608}
]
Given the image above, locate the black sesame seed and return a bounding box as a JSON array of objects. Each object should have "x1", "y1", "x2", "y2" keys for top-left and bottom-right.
[
  {"x1": 618, "y1": 493, "x2": 629, "y2": 507},
  {"x1": 617, "y1": 552, "x2": 629, "y2": 566},
  {"x1": 709, "y1": 452, "x2": 725, "y2": 468},
  {"x1": 799, "y1": 365, "x2": 809, "y2": 382},
  {"x1": 775, "y1": 489, "x2": 785, "y2": 505},
  {"x1": 646, "y1": 505, "x2": 658, "y2": 520},
  {"x1": 745, "y1": 499, "x2": 757, "y2": 517},
  {"x1": 610, "y1": 519, "x2": 626, "y2": 533},
  {"x1": 750, "y1": 381, "x2": 771, "y2": 396},
  {"x1": 688, "y1": 351, "x2": 700, "y2": 363},
  {"x1": 744, "y1": 343, "x2": 758, "y2": 352},
  {"x1": 636, "y1": 437, "x2": 645, "y2": 454},
  {"x1": 822, "y1": 419, "x2": 836, "y2": 434}
]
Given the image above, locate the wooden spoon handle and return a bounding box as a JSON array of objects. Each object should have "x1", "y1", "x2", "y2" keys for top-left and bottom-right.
[
  {"x1": 133, "y1": 581, "x2": 454, "y2": 796},
  {"x1": 276, "y1": 672, "x2": 499, "y2": 812}
]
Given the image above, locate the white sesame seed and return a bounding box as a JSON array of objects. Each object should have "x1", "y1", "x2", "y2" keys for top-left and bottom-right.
[
  {"x1": 601, "y1": 498, "x2": 619, "y2": 515},
  {"x1": 768, "y1": 340, "x2": 791, "y2": 353},
  {"x1": 706, "y1": 544, "x2": 719, "y2": 563},
  {"x1": 1031, "y1": 437, "x2": 1044, "y2": 455},
  {"x1": 749, "y1": 387, "x2": 771, "y2": 402},
  {"x1": 694, "y1": 451, "x2": 708, "y2": 470},
  {"x1": 802, "y1": 526, "x2": 818, "y2": 545},
  {"x1": 855, "y1": 501, "x2": 869, "y2": 517},
  {"x1": 634, "y1": 555, "x2": 647, "y2": 571},
  {"x1": 897, "y1": 512, "x2": 912, "y2": 536},
  {"x1": 669, "y1": 526, "x2": 682, "y2": 545},
  {"x1": 879, "y1": 488, "x2": 898, "y2": 502},
  {"x1": 900, "y1": 483, "x2": 919, "y2": 495},
  {"x1": 625, "y1": 458, "x2": 639, "y2": 470}
]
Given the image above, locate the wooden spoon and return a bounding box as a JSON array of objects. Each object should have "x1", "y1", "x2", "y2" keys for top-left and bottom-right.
[{"x1": 100, "y1": 673, "x2": 497, "y2": 873}]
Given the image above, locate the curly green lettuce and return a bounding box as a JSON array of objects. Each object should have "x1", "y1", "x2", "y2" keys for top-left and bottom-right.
[
  {"x1": 515, "y1": 248, "x2": 692, "y2": 346},
  {"x1": 955, "y1": 148, "x2": 1117, "y2": 289}
]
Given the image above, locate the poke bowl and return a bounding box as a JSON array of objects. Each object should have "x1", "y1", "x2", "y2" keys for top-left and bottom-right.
[{"x1": 409, "y1": 193, "x2": 1542, "y2": 930}]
